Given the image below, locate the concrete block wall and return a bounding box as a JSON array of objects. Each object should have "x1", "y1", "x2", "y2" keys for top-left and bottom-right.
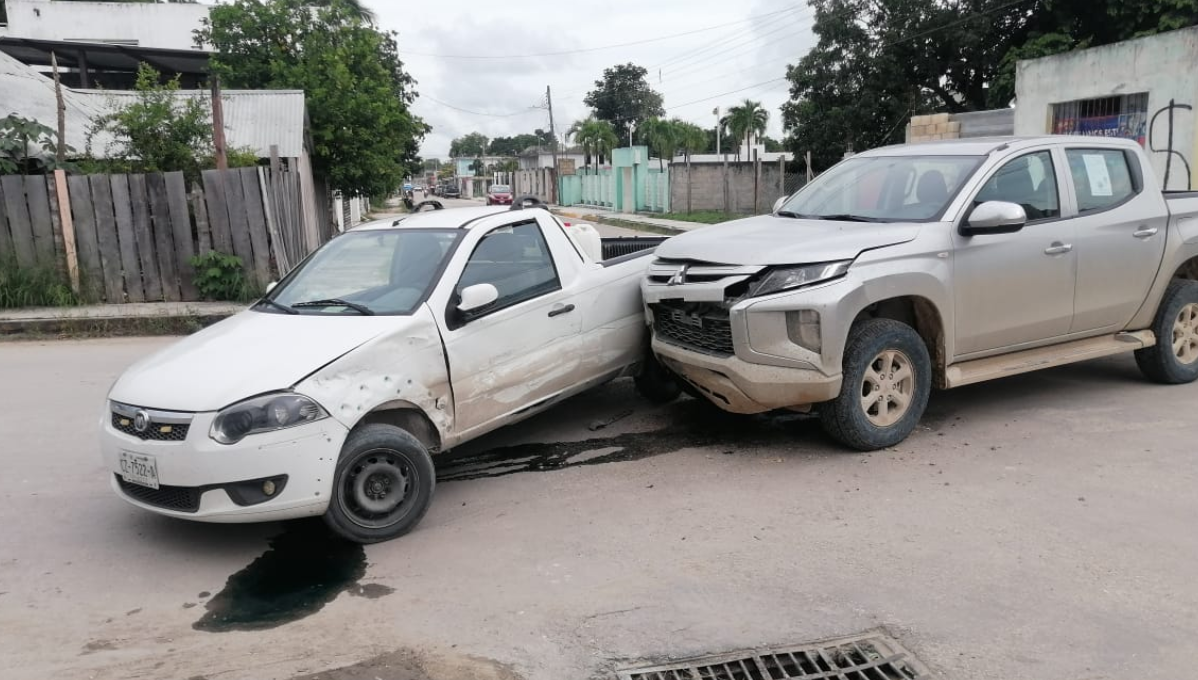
[{"x1": 669, "y1": 162, "x2": 790, "y2": 214}]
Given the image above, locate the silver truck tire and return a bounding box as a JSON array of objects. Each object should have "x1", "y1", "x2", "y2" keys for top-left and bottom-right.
[
  {"x1": 323, "y1": 424, "x2": 436, "y2": 544},
  {"x1": 820, "y1": 318, "x2": 932, "y2": 451},
  {"x1": 1135, "y1": 279, "x2": 1198, "y2": 384}
]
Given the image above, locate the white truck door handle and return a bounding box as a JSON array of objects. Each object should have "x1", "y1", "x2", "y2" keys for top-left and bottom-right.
[
  {"x1": 1133, "y1": 226, "x2": 1159, "y2": 239},
  {"x1": 1044, "y1": 243, "x2": 1072, "y2": 255}
]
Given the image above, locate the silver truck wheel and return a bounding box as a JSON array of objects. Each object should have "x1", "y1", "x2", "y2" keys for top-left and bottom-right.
[
  {"x1": 821, "y1": 318, "x2": 931, "y2": 451},
  {"x1": 860, "y1": 349, "x2": 916, "y2": 427},
  {"x1": 1135, "y1": 279, "x2": 1198, "y2": 384}
]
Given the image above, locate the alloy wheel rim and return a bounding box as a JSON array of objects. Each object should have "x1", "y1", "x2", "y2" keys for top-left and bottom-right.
[
  {"x1": 1172, "y1": 303, "x2": 1198, "y2": 365},
  {"x1": 860, "y1": 349, "x2": 915, "y2": 427}
]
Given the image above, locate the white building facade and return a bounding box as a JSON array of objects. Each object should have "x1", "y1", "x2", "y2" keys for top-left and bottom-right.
[
  {"x1": 1015, "y1": 27, "x2": 1198, "y2": 191},
  {"x1": 0, "y1": 0, "x2": 209, "y2": 49}
]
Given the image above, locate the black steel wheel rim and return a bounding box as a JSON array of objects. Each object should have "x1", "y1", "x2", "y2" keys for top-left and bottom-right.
[{"x1": 338, "y1": 448, "x2": 418, "y2": 529}]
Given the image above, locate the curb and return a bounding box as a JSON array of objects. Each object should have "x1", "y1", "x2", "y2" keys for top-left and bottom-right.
[{"x1": 0, "y1": 312, "x2": 234, "y2": 339}]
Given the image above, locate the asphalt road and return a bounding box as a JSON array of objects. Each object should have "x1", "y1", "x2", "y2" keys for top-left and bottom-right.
[{"x1": 2, "y1": 338, "x2": 1197, "y2": 680}]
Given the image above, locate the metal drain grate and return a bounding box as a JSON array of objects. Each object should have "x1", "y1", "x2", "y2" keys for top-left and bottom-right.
[{"x1": 616, "y1": 632, "x2": 926, "y2": 680}]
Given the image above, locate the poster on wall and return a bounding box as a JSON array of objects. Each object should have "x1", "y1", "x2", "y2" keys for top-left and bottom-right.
[{"x1": 1052, "y1": 112, "x2": 1147, "y2": 146}]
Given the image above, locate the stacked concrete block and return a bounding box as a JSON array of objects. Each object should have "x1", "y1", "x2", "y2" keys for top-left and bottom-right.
[{"x1": 905, "y1": 113, "x2": 962, "y2": 142}]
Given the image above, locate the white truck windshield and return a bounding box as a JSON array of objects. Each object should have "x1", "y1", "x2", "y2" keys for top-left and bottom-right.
[
  {"x1": 263, "y1": 229, "x2": 462, "y2": 315},
  {"x1": 778, "y1": 155, "x2": 984, "y2": 222}
]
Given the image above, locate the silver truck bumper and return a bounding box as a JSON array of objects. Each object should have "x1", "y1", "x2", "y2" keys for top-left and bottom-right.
[{"x1": 653, "y1": 338, "x2": 842, "y2": 414}]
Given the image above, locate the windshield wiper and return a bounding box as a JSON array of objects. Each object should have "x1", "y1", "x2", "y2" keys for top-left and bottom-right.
[
  {"x1": 291, "y1": 298, "x2": 375, "y2": 315},
  {"x1": 254, "y1": 298, "x2": 298, "y2": 315},
  {"x1": 775, "y1": 210, "x2": 802, "y2": 218},
  {"x1": 811, "y1": 214, "x2": 882, "y2": 223}
]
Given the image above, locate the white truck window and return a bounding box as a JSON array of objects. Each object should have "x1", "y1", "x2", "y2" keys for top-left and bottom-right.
[
  {"x1": 974, "y1": 151, "x2": 1060, "y2": 221},
  {"x1": 458, "y1": 221, "x2": 561, "y2": 312},
  {"x1": 1065, "y1": 149, "x2": 1135, "y2": 213}
]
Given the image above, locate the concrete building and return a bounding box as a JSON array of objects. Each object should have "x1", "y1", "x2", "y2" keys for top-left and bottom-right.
[
  {"x1": 0, "y1": 0, "x2": 209, "y2": 49},
  {"x1": 1015, "y1": 27, "x2": 1198, "y2": 191}
]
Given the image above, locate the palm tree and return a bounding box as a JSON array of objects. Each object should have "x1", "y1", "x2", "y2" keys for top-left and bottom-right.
[
  {"x1": 642, "y1": 118, "x2": 680, "y2": 171},
  {"x1": 312, "y1": 0, "x2": 377, "y2": 25},
  {"x1": 569, "y1": 117, "x2": 618, "y2": 170},
  {"x1": 725, "y1": 100, "x2": 770, "y2": 162}
]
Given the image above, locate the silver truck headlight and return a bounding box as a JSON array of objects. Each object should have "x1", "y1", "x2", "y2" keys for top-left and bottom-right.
[
  {"x1": 210, "y1": 392, "x2": 328, "y2": 445},
  {"x1": 750, "y1": 261, "x2": 851, "y2": 297}
]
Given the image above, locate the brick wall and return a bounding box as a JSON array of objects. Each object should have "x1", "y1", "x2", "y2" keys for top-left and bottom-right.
[
  {"x1": 906, "y1": 113, "x2": 961, "y2": 142},
  {"x1": 669, "y1": 162, "x2": 792, "y2": 214}
]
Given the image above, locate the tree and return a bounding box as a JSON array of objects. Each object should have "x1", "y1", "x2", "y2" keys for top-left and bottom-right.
[
  {"x1": 487, "y1": 133, "x2": 541, "y2": 156},
  {"x1": 309, "y1": 0, "x2": 376, "y2": 25},
  {"x1": 723, "y1": 100, "x2": 769, "y2": 161},
  {"x1": 568, "y1": 117, "x2": 618, "y2": 168},
  {"x1": 196, "y1": 0, "x2": 426, "y2": 197},
  {"x1": 450, "y1": 132, "x2": 489, "y2": 158},
  {"x1": 675, "y1": 120, "x2": 708, "y2": 213},
  {"x1": 0, "y1": 115, "x2": 74, "y2": 175},
  {"x1": 583, "y1": 63, "x2": 664, "y2": 141},
  {"x1": 469, "y1": 158, "x2": 484, "y2": 175},
  {"x1": 495, "y1": 158, "x2": 519, "y2": 173},
  {"x1": 641, "y1": 118, "x2": 680, "y2": 170},
  {"x1": 89, "y1": 63, "x2": 213, "y2": 182}
]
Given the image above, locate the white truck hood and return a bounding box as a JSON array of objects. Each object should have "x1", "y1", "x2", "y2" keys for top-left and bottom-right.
[
  {"x1": 108, "y1": 310, "x2": 405, "y2": 412},
  {"x1": 653, "y1": 215, "x2": 922, "y2": 265}
]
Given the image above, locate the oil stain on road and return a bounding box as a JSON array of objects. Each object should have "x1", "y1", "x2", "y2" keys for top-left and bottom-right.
[
  {"x1": 435, "y1": 400, "x2": 822, "y2": 482},
  {"x1": 194, "y1": 519, "x2": 392, "y2": 632}
]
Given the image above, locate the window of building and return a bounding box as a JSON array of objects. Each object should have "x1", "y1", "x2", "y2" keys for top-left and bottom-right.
[
  {"x1": 1065, "y1": 149, "x2": 1137, "y2": 213},
  {"x1": 1051, "y1": 93, "x2": 1149, "y2": 146}
]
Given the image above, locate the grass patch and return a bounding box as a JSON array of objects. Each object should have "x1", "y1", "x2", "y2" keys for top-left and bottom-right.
[
  {"x1": 649, "y1": 210, "x2": 733, "y2": 224},
  {"x1": 0, "y1": 259, "x2": 81, "y2": 309},
  {"x1": 571, "y1": 215, "x2": 684, "y2": 236}
]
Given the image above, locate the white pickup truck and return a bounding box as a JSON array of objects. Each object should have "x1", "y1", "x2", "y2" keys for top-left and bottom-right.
[
  {"x1": 645, "y1": 136, "x2": 1198, "y2": 450},
  {"x1": 101, "y1": 203, "x2": 672, "y2": 542}
]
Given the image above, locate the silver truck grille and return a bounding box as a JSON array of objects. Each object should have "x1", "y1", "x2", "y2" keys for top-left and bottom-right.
[{"x1": 651, "y1": 301, "x2": 734, "y2": 356}]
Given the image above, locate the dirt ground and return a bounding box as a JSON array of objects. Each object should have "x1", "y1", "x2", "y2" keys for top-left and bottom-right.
[{"x1": 1, "y1": 337, "x2": 1196, "y2": 680}]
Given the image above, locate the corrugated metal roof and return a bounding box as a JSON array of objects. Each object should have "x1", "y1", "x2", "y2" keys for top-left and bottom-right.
[{"x1": 1, "y1": 51, "x2": 307, "y2": 158}]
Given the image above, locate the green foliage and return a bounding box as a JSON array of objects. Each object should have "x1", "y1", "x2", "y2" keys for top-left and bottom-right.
[
  {"x1": 197, "y1": 0, "x2": 426, "y2": 197},
  {"x1": 494, "y1": 158, "x2": 519, "y2": 173},
  {"x1": 224, "y1": 146, "x2": 262, "y2": 169},
  {"x1": 721, "y1": 100, "x2": 769, "y2": 161},
  {"x1": 567, "y1": 117, "x2": 618, "y2": 167},
  {"x1": 189, "y1": 251, "x2": 248, "y2": 301},
  {"x1": 450, "y1": 132, "x2": 489, "y2": 158},
  {"x1": 469, "y1": 158, "x2": 485, "y2": 175},
  {"x1": 584, "y1": 63, "x2": 664, "y2": 141},
  {"x1": 487, "y1": 130, "x2": 555, "y2": 156},
  {"x1": 0, "y1": 115, "x2": 76, "y2": 175},
  {"x1": 654, "y1": 211, "x2": 732, "y2": 224},
  {"x1": 0, "y1": 258, "x2": 79, "y2": 309},
  {"x1": 89, "y1": 63, "x2": 213, "y2": 183}
]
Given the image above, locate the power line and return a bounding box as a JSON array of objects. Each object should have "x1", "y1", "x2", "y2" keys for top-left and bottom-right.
[
  {"x1": 398, "y1": 7, "x2": 798, "y2": 60},
  {"x1": 649, "y1": 5, "x2": 808, "y2": 70},
  {"x1": 421, "y1": 94, "x2": 543, "y2": 117}
]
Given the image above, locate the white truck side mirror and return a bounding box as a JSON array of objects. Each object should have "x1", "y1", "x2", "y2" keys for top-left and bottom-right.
[
  {"x1": 458, "y1": 283, "x2": 499, "y2": 313},
  {"x1": 772, "y1": 196, "x2": 787, "y2": 213}
]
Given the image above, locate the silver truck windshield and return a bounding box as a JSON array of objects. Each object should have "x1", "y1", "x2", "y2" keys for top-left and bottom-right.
[
  {"x1": 262, "y1": 229, "x2": 461, "y2": 316},
  {"x1": 778, "y1": 155, "x2": 984, "y2": 222}
]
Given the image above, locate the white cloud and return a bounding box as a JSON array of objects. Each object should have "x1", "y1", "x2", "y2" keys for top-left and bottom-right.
[{"x1": 373, "y1": 0, "x2": 818, "y2": 159}]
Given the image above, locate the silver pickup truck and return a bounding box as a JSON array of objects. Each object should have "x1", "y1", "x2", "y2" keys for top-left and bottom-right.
[{"x1": 643, "y1": 136, "x2": 1198, "y2": 450}]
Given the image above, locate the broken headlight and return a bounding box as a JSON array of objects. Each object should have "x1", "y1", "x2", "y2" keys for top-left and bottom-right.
[
  {"x1": 749, "y1": 261, "x2": 851, "y2": 298},
  {"x1": 210, "y1": 392, "x2": 328, "y2": 445}
]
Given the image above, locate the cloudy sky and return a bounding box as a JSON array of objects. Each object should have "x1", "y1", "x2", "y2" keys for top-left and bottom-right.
[{"x1": 370, "y1": 1, "x2": 818, "y2": 159}]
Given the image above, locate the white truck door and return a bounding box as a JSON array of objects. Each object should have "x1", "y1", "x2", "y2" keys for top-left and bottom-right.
[
  {"x1": 440, "y1": 218, "x2": 584, "y2": 436},
  {"x1": 952, "y1": 149, "x2": 1077, "y2": 356},
  {"x1": 1060, "y1": 147, "x2": 1169, "y2": 333}
]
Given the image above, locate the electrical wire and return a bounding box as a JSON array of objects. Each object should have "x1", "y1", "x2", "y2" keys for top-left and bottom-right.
[{"x1": 421, "y1": 94, "x2": 543, "y2": 118}]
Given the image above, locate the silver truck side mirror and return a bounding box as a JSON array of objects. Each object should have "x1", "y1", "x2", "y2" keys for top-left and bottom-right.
[
  {"x1": 772, "y1": 196, "x2": 787, "y2": 213},
  {"x1": 961, "y1": 200, "x2": 1027, "y2": 236},
  {"x1": 265, "y1": 281, "x2": 277, "y2": 293},
  {"x1": 458, "y1": 283, "x2": 499, "y2": 313}
]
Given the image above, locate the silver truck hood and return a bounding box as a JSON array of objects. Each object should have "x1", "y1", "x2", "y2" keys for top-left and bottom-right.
[{"x1": 654, "y1": 215, "x2": 922, "y2": 265}]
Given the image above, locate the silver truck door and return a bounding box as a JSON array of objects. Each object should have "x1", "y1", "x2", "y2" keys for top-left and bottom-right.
[
  {"x1": 1061, "y1": 147, "x2": 1168, "y2": 333},
  {"x1": 952, "y1": 149, "x2": 1077, "y2": 356},
  {"x1": 440, "y1": 219, "x2": 584, "y2": 436}
]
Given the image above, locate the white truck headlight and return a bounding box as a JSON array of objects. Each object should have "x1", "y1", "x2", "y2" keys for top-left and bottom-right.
[
  {"x1": 210, "y1": 392, "x2": 328, "y2": 445},
  {"x1": 749, "y1": 261, "x2": 851, "y2": 297}
]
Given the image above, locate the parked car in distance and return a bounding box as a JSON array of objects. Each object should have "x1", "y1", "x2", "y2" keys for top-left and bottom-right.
[
  {"x1": 486, "y1": 184, "x2": 513, "y2": 205},
  {"x1": 644, "y1": 136, "x2": 1198, "y2": 450},
  {"x1": 102, "y1": 203, "x2": 675, "y2": 543},
  {"x1": 441, "y1": 184, "x2": 461, "y2": 198}
]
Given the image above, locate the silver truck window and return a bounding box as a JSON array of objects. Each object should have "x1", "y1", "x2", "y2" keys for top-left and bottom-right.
[
  {"x1": 778, "y1": 155, "x2": 982, "y2": 222},
  {"x1": 1065, "y1": 149, "x2": 1136, "y2": 213},
  {"x1": 266, "y1": 229, "x2": 461, "y2": 315},
  {"x1": 458, "y1": 221, "x2": 561, "y2": 313},
  {"x1": 973, "y1": 151, "x2": 1061, "y2": 221}
]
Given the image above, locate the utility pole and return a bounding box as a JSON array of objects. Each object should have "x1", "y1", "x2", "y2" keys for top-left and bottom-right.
[
  {"x1": 211, "y1": 76, "x2": 228, "y2": 171},
  {"x1": 546, "y1": 85, "x2": 559, "y2": 204},
  {"x1": 51, "y1": 52, "x2": 66, "y2": 165}
]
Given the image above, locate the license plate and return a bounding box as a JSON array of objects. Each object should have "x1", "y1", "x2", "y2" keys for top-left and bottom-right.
[{"x1": 119, "y1": 451, "x2": 159, "y2": 489}]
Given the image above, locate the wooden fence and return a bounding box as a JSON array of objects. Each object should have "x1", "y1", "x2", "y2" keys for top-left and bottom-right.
[{"x1": 0, "y1": 167, "x2": 316, "y2": 303}]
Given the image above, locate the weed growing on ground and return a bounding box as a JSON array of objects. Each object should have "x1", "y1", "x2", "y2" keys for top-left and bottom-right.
[{"x1": 0, "y1": 259, "x2": 80, "y2": 309}]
